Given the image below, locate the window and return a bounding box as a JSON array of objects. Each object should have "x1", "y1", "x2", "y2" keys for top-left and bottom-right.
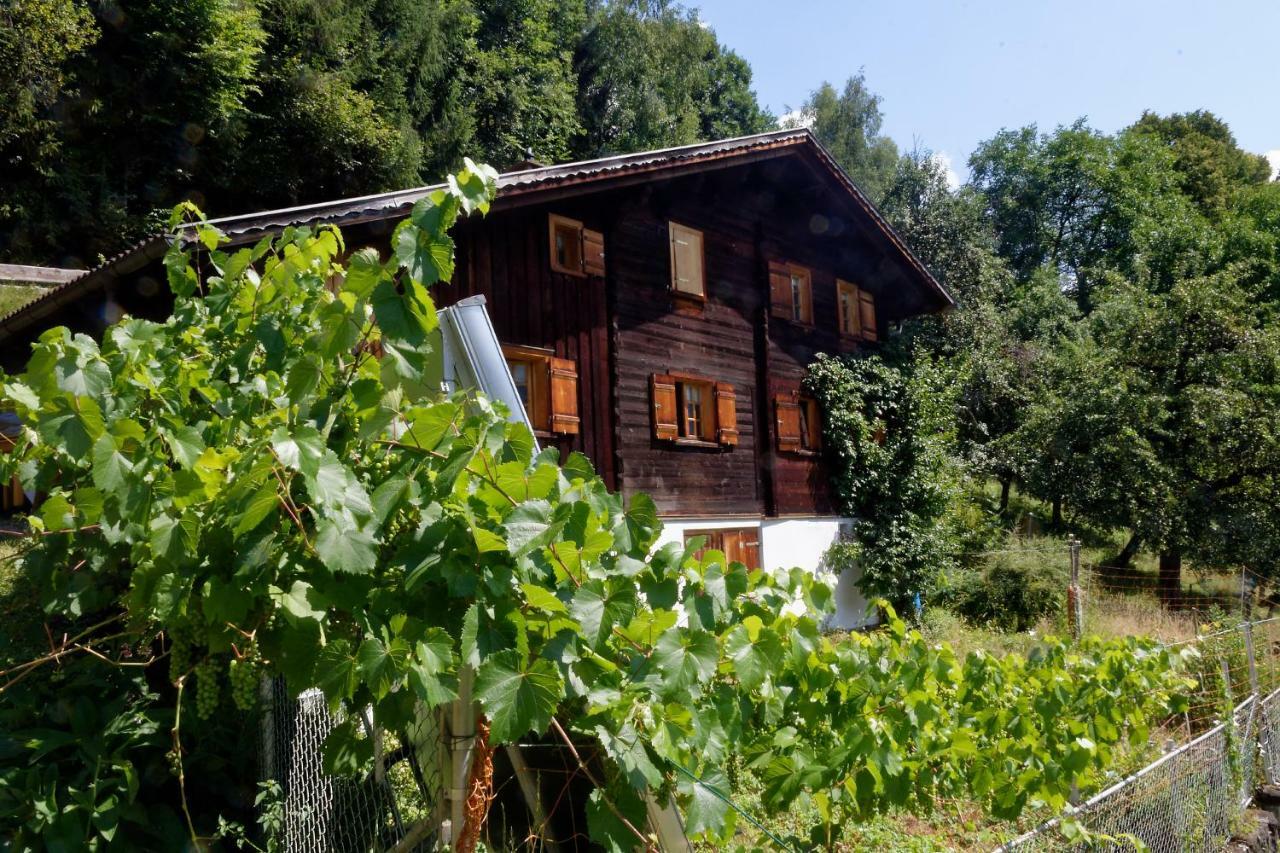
[
  {"x1": 768, "y1": 261, "x2": 812, "y2": 325},
  {"x1": 548, "y1": 214, "x2": 606, "y2": 277},
  {"x1": 838, "y1": 279, "x2": 860, "y2": 337},
  {"x1": 775, "y1": 392, "x2": 821, "y2": 454},
  {"x1": 798, "y1": 396, "x2": 822, "y2": 451},
  {"x1": 669, "y1": 222, "x2": 705, "y2": 298},
  {"x1": 858, "y1": 287, "x2": 877, "y2": 341},
  {"x1": 650, "y1": 373, "x2": 737, "y2": 446},
  {"x1": 502, "y1": 344, "x2": 579, "y2": 435},
  {"x1": 837, "y1": 279, "x2": 877, "y2": 341},
  {"x1": 684, "y1": 527, "x2": 761, "y2": 569},
  {"x1": 679, "y1": 379, "x2": 710, "y2": 440}
]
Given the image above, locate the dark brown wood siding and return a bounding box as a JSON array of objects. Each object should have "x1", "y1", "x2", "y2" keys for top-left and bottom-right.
[
  {"x1": 439, "y1": 210, "x2": 616, "y2": 490},
  {"x1": 609, "y1": 199, "x2": 766, "y2": 518}
]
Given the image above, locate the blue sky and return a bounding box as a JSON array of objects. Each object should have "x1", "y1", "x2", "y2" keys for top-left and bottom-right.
[{"x1": 692, "y1": 0, "x2": 1280, "y2": 185}]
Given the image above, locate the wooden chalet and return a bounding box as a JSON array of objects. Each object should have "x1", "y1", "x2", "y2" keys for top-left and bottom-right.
[{"x1": 0, "y1": 128, "x2": 953, "y2": 627}]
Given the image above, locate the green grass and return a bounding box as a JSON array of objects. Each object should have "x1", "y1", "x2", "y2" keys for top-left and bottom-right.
[
  {"x1": 0, "y1": 284, "x2": 46, "y2": 317},
  {"x1": 0, "y1": 538, "x2": 40, "y2": 669}
]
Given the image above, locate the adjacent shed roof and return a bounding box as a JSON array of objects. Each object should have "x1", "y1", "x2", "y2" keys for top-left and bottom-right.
[{"x1": 0, "y1": 128, "x2": 953, "y2": 343}]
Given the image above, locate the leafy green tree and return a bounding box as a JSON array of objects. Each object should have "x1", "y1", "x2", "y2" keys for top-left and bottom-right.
[
  {"x1": 968, "y1": 120, "x2": 1198, "y2": 312},
  {"x1": 785, "y1": 74, "x2": 899, "y2": 203},
  {"x1": 1010, "y1": 267, "x2": 1280, "y2": 592},
  {"x1": 0, "y1": 0, "x2": 96, "y2": 163},
  {"x1": 0, "y1": 0, "x2": 265, "y2": 263},
  {"x1": 574, "y1": 0, "x2": 772, "y2": 156},
  {"x1": 469, "y1": 0, "x2": 586, "y2": 167},
  {"x1": 214, "y1": 0, "x2": 475, "y2": 210},
  {"x1": 1130, "y1": 110, "x2": 1272, "y2": 217},
  {"x1": 879, "y1": 149, "x2": 1005, "y2": 309}
]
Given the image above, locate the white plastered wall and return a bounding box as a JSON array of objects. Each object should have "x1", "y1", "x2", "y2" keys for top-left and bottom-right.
[{"x1": 655, "y1": 516, "x2": 877, "y2": 630}]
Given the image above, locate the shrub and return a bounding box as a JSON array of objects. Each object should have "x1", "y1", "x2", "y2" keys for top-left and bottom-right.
[{"x1": 939, "y1": 549, "x2": 1069, "y2": 632}]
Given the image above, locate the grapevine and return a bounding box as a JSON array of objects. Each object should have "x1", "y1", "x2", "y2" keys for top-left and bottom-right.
[{"x1": 229, "y1": 643, "x2": 260, "y2": 711}]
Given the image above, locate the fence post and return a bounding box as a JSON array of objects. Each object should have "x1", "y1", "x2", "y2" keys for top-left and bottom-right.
[
  {"x1": 1067, "y1": 537, "x2": 1083, "y2": 641},
  {"x1": 1246, "y1": 620, "x2": 1260, "y2": 700}
]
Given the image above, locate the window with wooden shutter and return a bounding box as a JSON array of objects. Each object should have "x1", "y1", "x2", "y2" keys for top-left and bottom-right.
[
  {"x1": 548, "y1": 356, "x2": 579, "y2": 434},
  {"x1": 652, "y1": 373, "x2": 738, "y2": 447},
  {"x1": 503, "y1": 344, "x2": 578, "y2": 436},
  {"x1": 789, "y1": 267, "x2": 813, "y2": 324},
  {"x1": 669, "y1": 222, "x2": 705, "y2": 298},
  {"x1": 549, "y1": 214, "x2": 585, "y2": 276},
  {"x1": 768, "y1": 260, "x2": 813, "y2": 325},
  {"x1": 714, "y1": 382, "x2": 738, "y2": 446},
  {"x1": 774, "y1": 394, "x2": 802, "y2": 453},
  {"x1": 583, "y1": 228, "x2": 606, "y2": 277},
  {"x1": 651, "y1": 373, "x2": 678, "y2": 440},
  {"x1": 837, "y1": 279, "x2": 861, "y2": 338},
  {"x1": 858, "y1": 288, "x2": 877, "y2": 341}
]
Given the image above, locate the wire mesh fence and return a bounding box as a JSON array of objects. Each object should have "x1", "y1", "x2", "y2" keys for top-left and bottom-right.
[
  {"x1": 1001, "y1": 615, "x2": 1280, "y2": 852},
  {"x1": 261, "y1": 679, "x2": 446, "y2": 852}
]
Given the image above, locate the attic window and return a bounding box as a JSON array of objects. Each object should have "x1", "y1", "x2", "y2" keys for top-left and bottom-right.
[
  {"x1": 838, "y1": 279, "x2": 877, "y2": 342},
  {"x1": 549, "y1": 215, "x2": 584, "y2": 276},
  {"x1": 669, "y1": 222, "x2": 705, "y2": 298},
  {"x1": 768, "y1": 260, "x2": 813, "y2": 325},
  {"x1": 548, "y1": 214, "x2": 606, "y2": 277}
]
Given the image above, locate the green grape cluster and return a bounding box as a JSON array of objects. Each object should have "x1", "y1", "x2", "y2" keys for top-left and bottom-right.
[
  {"x1": 194, "y1": 657, "x2": 220, "y2": 720},
  {"x1": 169, "y1": 606, "x2": 209, "y2": 683},
  {"x1": 229, "y1": 648, "x2": 260, "y2": 711}
]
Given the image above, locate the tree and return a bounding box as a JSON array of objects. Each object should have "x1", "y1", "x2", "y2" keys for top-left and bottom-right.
[
  {"x1": 1130, "y1": 110, "x2": 1272, "y2": 217},
  {"x1": 785, "y1": 74, "x2": 899, "y2": 203},
  {"x1": 574, "y1": 0, "x2": 772, "y2": 156},
  {"x1": 804, "y1": 352, "x2": 962, "y2": 605},
  {"x1": 0, "y1": 0, "x2": 265, "y2": 264},
  {"x1": 1010, "y1": 268, "x2": 1280, "y2": 594},
  {"x1": 468, "y1": 0, "x2": 586, "y2": 167},
  {"x1": 968, "y1": 120, "x2": 1198, "y2": 312}
]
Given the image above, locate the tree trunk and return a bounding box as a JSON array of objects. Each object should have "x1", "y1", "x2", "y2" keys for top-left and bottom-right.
[
  {"x1": 1158, "y1": 549, "x2": 1182, "y2": 607},
  {"x1": 1111, "y1": 531, "x2": 1142, "y2": 570},
  {"x1": 999, "y1": 478, "x2": 1011, "y2": 514},
  {"x1": 1051, "y1": 496, "x2": 1063, "y2": 528}
]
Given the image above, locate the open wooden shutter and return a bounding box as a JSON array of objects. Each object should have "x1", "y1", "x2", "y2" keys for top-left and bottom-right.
[
  {"x1": 768, "y1": 261, "x2": 791, "y2": 319},
  {"x1": 582, "y1": 229, "x2": 606, "y2": 277},
  {"x1": 774, "y1": 394, "x2": 802, "y2": 452},
  {"x1": 858, "y1": 289, "x2": 877, "y2": 341},
  {"x1": 549, "y1": 357, "x2": 580, "y2": 435},
  {"x1": 714, "y1": 382, "x2": 738, "y2": 446},
  {"x1": 651, "y1": 374, "x2": 678, "y2": 440}
]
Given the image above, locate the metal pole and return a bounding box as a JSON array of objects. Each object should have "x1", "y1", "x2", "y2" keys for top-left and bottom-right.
[
  {"x1": 1247, "y1": 620, "x2": 1260, "y2": 699},
  {"x1": 1068, "y1": 537, "x2": 1083, "y2": 641}
]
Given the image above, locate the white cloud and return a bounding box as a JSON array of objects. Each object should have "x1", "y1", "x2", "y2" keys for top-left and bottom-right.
[
  {"x1": 778, "y1": 109, "x2": 811, "y2": 130},
  {"x1": 1267, "y1": 150, "x2": 1280, "y2": 180},
  {"x1": 932, "y1": 151, "x2": 962, "y2": 190}
]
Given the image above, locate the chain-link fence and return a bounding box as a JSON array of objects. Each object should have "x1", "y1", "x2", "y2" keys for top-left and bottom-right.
[
  {"x1": 1001, "y1": 616, "x2": 1280, "y2": 852},
  {"x1": 261, "y1": 679, "x2": 446, "y2": 852}
]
